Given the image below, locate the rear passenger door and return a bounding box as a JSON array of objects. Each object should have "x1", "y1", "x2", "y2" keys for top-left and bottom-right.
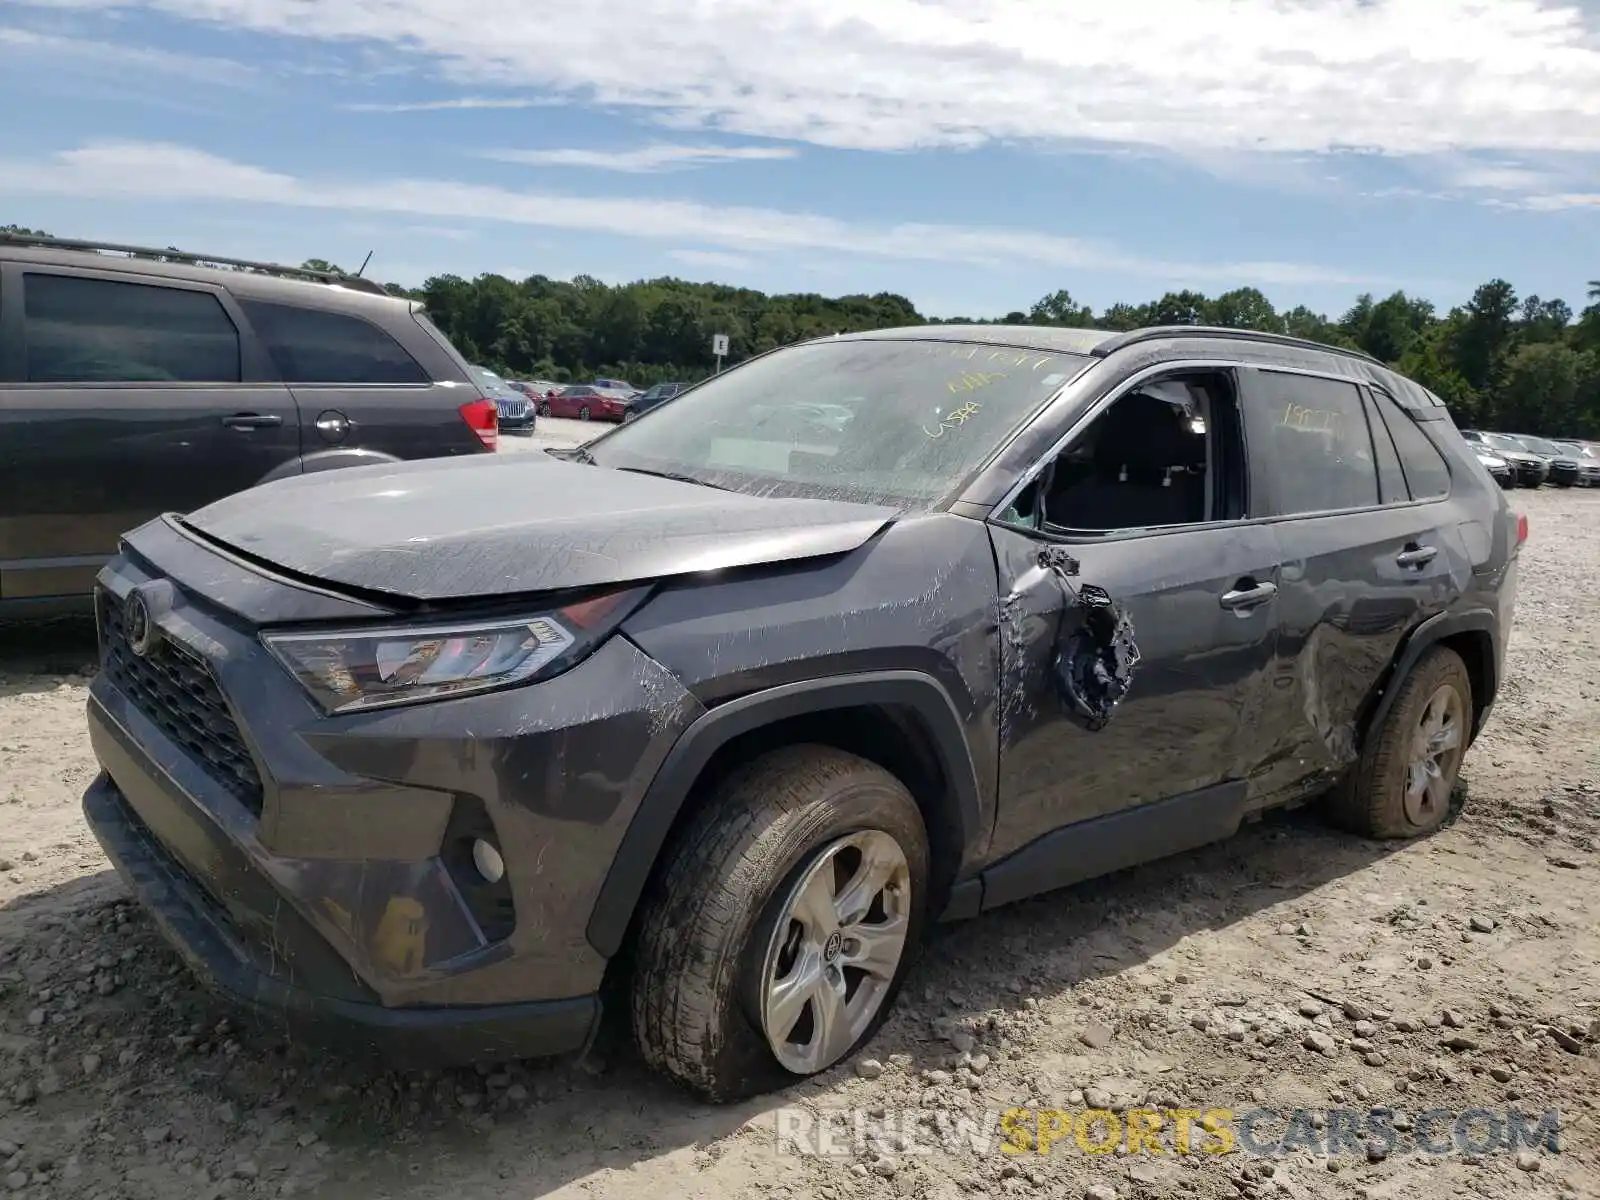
[
  {"x1": 0, "y1": 265, "x2": 299, "y2": 602},
  {"x1": 1239, "y1": 366, "x2": 1459, "y2": 806},
  {"x1": 235, "y1": 299, "x2": 473, "y2": 463}
]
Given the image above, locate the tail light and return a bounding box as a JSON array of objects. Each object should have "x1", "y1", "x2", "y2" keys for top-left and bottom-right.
[
  {"x1": 1516, "y1": 512, "x2": 1529, "y2": 546},
  {"x1": 458, "y1": 398, "x2": 498, "y2": 450}
]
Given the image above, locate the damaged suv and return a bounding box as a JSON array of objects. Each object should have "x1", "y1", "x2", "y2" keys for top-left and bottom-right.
[{"x1": 82, "y1": 324, "x2": 1523, "y2": 1101}]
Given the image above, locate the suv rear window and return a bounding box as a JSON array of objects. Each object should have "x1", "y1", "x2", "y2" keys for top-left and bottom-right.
[
  {"x1": 22, "y1": 273, "x2": 241, "y2": 384},
  {"x1": 238, "y1": 300, "x2": 427, "y2": 385}
]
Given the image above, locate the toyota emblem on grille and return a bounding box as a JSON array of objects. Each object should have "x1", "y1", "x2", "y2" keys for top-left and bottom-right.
[{"x1": 125, "y1": 590, "x2": 155, "y2": 658}]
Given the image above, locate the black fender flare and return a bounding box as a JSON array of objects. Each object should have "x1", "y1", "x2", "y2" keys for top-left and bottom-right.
[
  {"x1": 255, "y1": 448, "x2": 403, "y2": 485},
  {"x1": 584, "y1": 670, "x2": 986, "y2": 959},
  {"x1": 1364, "y1": 607, "x2": 1499, "y2": 746}
]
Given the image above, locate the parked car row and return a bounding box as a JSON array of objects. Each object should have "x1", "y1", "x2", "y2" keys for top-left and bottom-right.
[
  {"x1": 506, "y1": 378, "x2": 691, "y2": 423},
  {"x1": 1460, "y1": 429, "x2": 1600, "y2": 488}
]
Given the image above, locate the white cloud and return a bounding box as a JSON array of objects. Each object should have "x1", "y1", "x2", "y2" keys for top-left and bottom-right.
[
  {"x1": 0, "y1": 140, "x2": 1374, "y2": 287},
  {"x1": 345, "y1": 96, "x2": 553, "y2": 112},
  {"x1": 15, "y1": 0, "x2": 1600, "y2": 160},
  {"x1": 670, "y1": 249, "x2": 754, "y2": 272},
  {"x1": 0, "y1": 24, "x2": 257, "y2": 84},
  {"x1": 486, "y1": 143, "x2": 798, "y2": 172}
]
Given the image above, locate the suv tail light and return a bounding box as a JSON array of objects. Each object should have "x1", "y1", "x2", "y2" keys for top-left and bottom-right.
[
  {"x1": 1516, "y1": 512, "x2": 1529, "y2": 547},
  {"x1": 458, "y1": 398, "x2": 498, "y2": 450}
]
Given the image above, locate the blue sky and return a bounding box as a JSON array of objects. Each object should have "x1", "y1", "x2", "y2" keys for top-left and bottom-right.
[{"x1": 1, "y1": 0, "x2": 1597, "y2": 320}]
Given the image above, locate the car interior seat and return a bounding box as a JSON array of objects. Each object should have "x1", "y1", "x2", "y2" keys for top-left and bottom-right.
[{"x1": 1045, "y1": 392, "x2": 1207, "y2": 530}]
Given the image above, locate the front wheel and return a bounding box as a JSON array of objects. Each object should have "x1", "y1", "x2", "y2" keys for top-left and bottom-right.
[
  {"x1": 623, "y1": 410, "x2": 638, "y2": 423},
  {"x1": 630, "y1": 746, "x2": 929, "y2": 1102},
  {"x1": 537, "y1": 402, "x2": 551, "y2": 417},
  {"x1": 1325, "y1": 646, "x2": 1472, "y2": 839}
]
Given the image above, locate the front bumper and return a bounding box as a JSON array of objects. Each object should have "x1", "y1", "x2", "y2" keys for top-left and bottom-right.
[
  {"x1": 83, "y1": 520, "x2": 707, "y2": 1063},
  {"x1": 83, "y1": 770, "x2": 598, "y2": 1067},
  {"x1": 1512, "y1": 462, "x2": 1548, "y2": 486},
  {"x1": 1548, "y1": 464, "x2": 1581, "y2": 487}
]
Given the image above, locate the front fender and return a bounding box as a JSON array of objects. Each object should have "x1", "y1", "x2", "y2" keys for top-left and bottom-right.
[{"x1": 583, "y1": 669, "x2": 985, "y2": 959}]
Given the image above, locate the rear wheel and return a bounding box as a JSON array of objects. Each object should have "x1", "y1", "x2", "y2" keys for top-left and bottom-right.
[
  {"x1": 579, "y1": 406, "x2": 591, "y2": 421},
  {"x1": 630, "y1": 745, "x2": 929, "y2": 1102},
  {"x1": 1326, "y1": 646, "x2": 1472, "y2": 839}
]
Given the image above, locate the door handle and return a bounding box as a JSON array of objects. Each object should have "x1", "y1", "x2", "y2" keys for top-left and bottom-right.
[
  {"x1": 221, "y1": 413, "x2": 283, "y2": 430},
  {"x1": 1395, "y1": 545, "x2": 1437, "y2": 568},
  {"x1": 1219, "y1": 581, "x2": 1278, "y2": 611}
]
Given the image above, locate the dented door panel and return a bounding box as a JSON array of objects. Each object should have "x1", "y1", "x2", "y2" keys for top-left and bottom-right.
[
  {"x1": 1248, "y1": 507, "x2": 1465, "y2": 805},
  {"x1": 985, "y1": 521, "x2": 1283, "y2": 863}
]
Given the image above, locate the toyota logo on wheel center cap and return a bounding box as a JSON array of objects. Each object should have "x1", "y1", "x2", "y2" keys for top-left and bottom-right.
[{"x1": 823, "y1": 930, "x2": 843, "y2": 962}]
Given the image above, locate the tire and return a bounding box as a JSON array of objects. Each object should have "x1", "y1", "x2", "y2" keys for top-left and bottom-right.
[
  {"x1": 1325, "y1": 646, "x2": 1472, "y2": 839},
  {"x1": 579, "y1": 406, "x2": 591, "y2": 421},
  {"x1": 630, "y1": 745, "x2": 930, "y2": 1102},
  {"x1": 623, "y1": 410, "x2": 638, "y2": 423},
  {"x1": 537, "y1": 402, "x2": 551, "y2": 417}
]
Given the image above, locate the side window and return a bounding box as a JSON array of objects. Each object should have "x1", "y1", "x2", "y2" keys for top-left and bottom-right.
[
  {"x1": 22, "y1": 273, "x2": 241, "y2": 383},
  {"x1": 1247, "y1": 371, "x2": 1377, "y2": 515},
  {"x1": 996, "y1": 371, "x2": 1243, "y2": 534},
  {"x1": 1372, "y1": 389, "x2": 1450, "y2": 499},
  {"x1": 1362, "y1": 391, "x2": 1408, "y2": 503},
  {"x1": 238, "y1": 299, "x2": 427, "y2": 385}
]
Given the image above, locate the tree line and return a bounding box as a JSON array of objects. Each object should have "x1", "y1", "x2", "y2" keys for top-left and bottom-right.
[
  {"x1": 5, "y1": 224, "x2": 1597, "y2": 436},
  {"x1": 409, "y1": 271, "x2": 1600, "y2": 438}
]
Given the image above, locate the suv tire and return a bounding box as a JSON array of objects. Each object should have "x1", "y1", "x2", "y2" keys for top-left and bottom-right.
[
  {"x1": 1327, "y1": 646, "x2": 1472, "y2": 839},
  {"x1": 630, "y1": 745, "x2": 930, "y2": 1101}
]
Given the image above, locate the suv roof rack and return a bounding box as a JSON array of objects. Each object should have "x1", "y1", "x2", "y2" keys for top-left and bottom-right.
[
  {"x1": 0, "y1": 232, "x2": 394, "y2": 297},
  {"x1": 1090, "y1": 325, "x2": 1382, "y2": 366}
]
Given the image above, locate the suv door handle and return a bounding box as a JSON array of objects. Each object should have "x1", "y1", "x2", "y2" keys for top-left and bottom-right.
[
  {"x1": 1395, "y1": 545, "x2": 1437, "y2": 568},
  {"x1": 221, "y1": 412, "x2": 283, "y2": 430},
  {"x1": 1219, "y1": 581, "x2": 1278, "y2": 611}
]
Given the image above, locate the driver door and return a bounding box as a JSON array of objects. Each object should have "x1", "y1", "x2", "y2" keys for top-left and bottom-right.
[{"x1": 980, "y1": 367, "x2": 1284, "y2": 908}]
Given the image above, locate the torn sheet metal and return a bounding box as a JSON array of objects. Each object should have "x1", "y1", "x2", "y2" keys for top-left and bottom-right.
[{"x1": 1053, "y1": 582, "x2": 1141, "y2": 731}]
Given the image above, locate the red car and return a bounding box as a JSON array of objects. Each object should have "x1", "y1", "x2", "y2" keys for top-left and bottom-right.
[{"x1": 537, "y1": 384, "x2": 632, "y2": 422}]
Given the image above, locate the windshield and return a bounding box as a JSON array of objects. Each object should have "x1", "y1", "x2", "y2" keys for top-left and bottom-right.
[
  {"x1": 469, "y1": 366, "x2": 515, "y2": 398},
  {"x1": 1520, "y1": 436, "x2": 1560, "y2": 455},
  {"x1": 584, "y1": 338, "x2": 1090, "y2": 510},
  {"x1": 1484, "y1": 433, "x2": 1530, "y2": 453}
]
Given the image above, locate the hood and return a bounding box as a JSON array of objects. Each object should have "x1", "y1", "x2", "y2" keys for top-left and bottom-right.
[{"x1": 180, "y1": 453, "x2": 897, "y2": 602}]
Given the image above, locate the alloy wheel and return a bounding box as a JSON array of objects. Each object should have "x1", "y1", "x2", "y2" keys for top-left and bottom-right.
[
  {"x1": 758, "y1": 830, "x2": 910, "y2": 1075},
  {"x1": 1404, "y1": 684, "x2": 1464, "y2": 825}
]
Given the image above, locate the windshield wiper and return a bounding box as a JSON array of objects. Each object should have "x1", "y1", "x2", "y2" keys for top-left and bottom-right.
[
  {"x1": 612, "y1": 466, "x2": 731, "y2": 492},
  {"x1": 546, "y1": 446, "x2": 594, "y2": 464}
]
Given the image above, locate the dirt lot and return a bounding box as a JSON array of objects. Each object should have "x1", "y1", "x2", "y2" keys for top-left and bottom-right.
[{"x1": 0, "y1": 483, "x2": 1596, "y2": 1200}]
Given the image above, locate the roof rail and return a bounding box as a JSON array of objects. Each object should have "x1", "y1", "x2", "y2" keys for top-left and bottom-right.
[
  {"x1": 1090, "y1": 324, "x2": 1382, "y2": 365},
  {"x1": 0, "y1": 232, "x2": 394, "y2": 297}
]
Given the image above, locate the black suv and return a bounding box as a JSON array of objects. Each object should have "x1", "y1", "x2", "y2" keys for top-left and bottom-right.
[
  {"x1": 81, "y1": 324, "x2": 1523, "y2": 1101},
  {"x1": 0, "y1": 235, "x2": 498, "y2": 613}
]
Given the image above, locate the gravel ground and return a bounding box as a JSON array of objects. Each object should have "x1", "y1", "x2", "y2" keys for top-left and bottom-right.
[{"x1": 0, "y1": 482, "x2": 1596, "y2": 1200}]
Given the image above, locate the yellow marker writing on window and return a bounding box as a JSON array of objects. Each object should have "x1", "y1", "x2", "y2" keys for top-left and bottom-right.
[{"x1": 924, "y1": 401, "x2": 983, "y2": 439}]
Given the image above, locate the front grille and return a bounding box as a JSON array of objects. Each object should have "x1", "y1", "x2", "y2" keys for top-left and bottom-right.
[{"x1": 99, "y1": 590, "x2": 264, "y2": 816}]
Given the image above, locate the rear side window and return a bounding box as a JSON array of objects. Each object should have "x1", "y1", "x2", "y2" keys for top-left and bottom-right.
[
  {"x1": 22, "y1": 273, "x2": 241, "y2": 383},
  {"x1": 238, "y1": 299, "x2": 427, "y2": 385},
  {"x1": 1247, "y1": 370, "x2": 1378, "y2": 515},
  {"x1": 1372, "y1": 390, "x2": 1450, "y2": 499}
]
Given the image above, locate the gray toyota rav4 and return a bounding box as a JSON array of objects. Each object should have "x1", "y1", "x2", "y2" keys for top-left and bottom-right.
[{"x1": 82, "y1": 324, "x2": 1524, "y2": 1101}]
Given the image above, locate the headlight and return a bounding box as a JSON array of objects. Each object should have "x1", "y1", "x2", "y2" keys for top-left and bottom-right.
[
  {"x1": 1477, "y1": 454, "x2": 1508, "y2": 469},
  {"x1": 262, "y1": 588, "x2": 648, "y2": 713}
]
